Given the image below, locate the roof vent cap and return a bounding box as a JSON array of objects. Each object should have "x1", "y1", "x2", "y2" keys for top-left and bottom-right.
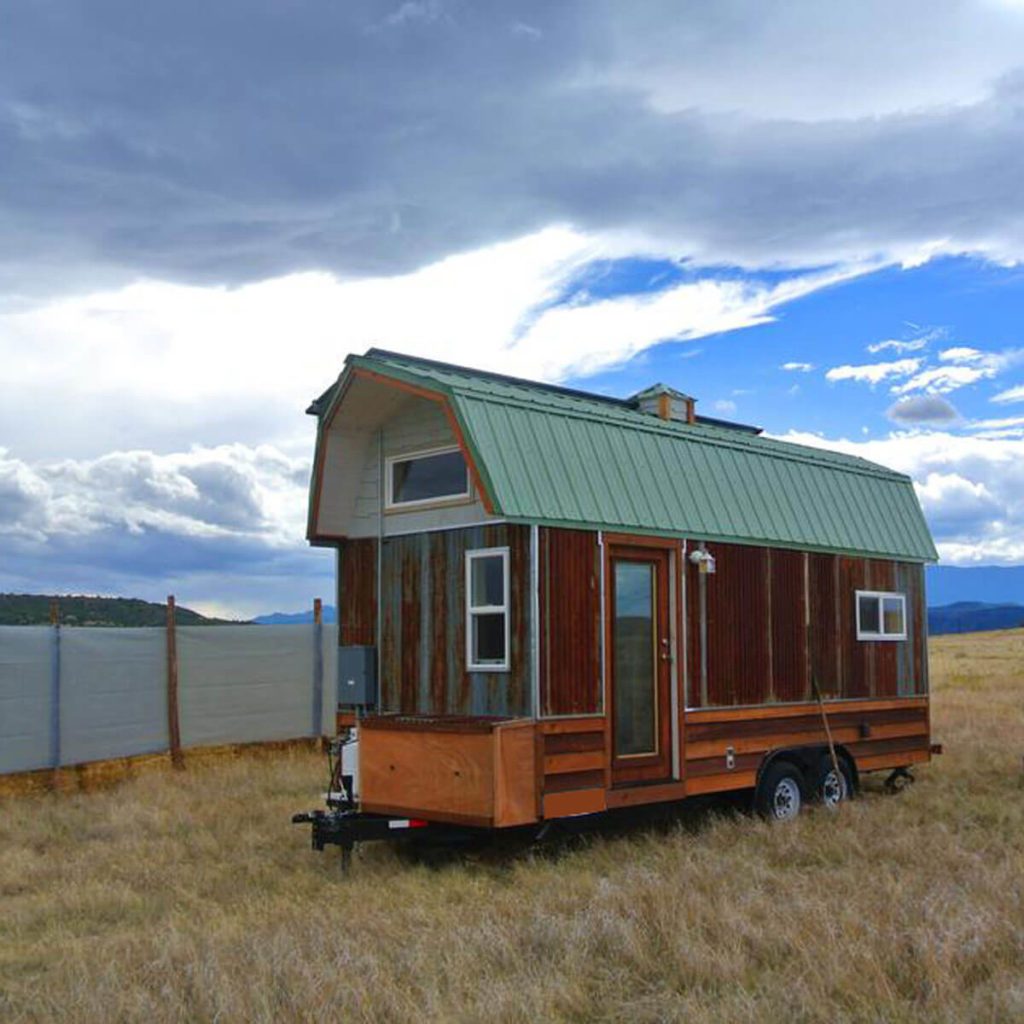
[{"x1": 629, "y1": 383, "x2": 697, "y2": 424}]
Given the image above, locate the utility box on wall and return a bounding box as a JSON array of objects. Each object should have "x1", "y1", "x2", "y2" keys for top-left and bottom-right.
[{"x1": 337, "y1": 646, "x2": 377, "y2": 708}]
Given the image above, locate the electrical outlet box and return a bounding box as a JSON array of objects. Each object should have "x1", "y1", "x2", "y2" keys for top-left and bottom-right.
[{"x1": 337, "y1": 646, "x2": 377, "y2": 707}]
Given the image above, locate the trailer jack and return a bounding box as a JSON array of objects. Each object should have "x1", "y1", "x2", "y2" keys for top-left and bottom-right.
[{"x1": 884, "y1": 767, "x2": 915, "y2": 793}]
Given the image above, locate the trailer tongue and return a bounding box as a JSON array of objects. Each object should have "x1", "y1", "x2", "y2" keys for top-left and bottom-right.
[{"x1": 290, "y1": 729, "x2": 482, "y2": 870}]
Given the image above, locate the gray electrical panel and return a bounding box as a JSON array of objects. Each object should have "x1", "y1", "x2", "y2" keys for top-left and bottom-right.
[{"x1": 337, "y1": 646, "x2": 377, "y2": 707}]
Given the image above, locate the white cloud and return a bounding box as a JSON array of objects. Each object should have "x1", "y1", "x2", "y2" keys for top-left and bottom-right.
[
  {"x1": 939, "y1": 346, "x2": 986, "y2": 363},
  {"x1": 889, "y1": 364, "x2": 992, "y2": 395},
  {"x1": 992, "y1": 384, "x2": 1024, "y2": 404},
  {"x1": 866, "y1": 338, "x2": 930, "y2": 354},
  {"x1": 825, "y1": 358, "x2": 921, "y2": 385},
  {"x1": 775, "y1": 429, "x2": 1024, "y2": 563},
  {"x1": 781, "y1": 361, "x2": 814, "y2": 372},
  {"x1": 0, "y1": 230, "x2": 874, "y2": 461},
  {"x1": 969, "y1": 415, "x2": 1024, "y2": 430},
  {"x1": 0, "y1": 444, "x2": 309, "y2": 546},
  {"x1": 713, "y1": 399, "x2": 737, "y2": 414}
]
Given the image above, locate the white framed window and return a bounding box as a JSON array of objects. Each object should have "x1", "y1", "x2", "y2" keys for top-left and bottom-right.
[
  {"x1": 466, "y1": 547, "x2": 510, "y2": 671},
  {"x1": 856, "y1": 590, "x2": 907, "y2": 641},
  {"x1": 385, "y1": 445, "x2": 470, "y2": 510}
]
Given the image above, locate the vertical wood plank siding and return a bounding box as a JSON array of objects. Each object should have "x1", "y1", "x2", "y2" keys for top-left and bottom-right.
[
  {"x1": 539, "y1": 528, "x2": 602, "y2": 716},
  {"x1": 689, "y1": 543, "x2": 927, "y2": 707},
  {"x1": 379, "y1": 524, "x2": 531, "y2": 716},
  {"x1": 338, "y1": 538, "x2": 377, "y2": 645}
]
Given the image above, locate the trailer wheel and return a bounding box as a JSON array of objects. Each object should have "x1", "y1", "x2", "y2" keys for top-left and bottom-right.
[
  {"x1": 813, "y1": 755, "x2": 854, "y2": 809},
  {"x1": 755, "y1": 761, "x2": 804, "y2": 822}
]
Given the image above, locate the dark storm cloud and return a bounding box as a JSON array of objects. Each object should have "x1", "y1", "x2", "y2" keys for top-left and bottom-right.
[
  {"x1": 0, "y1": 525, "x2": 332, "y2": 611},
  {"x1": 887, "y1": 395, "x2": 960, "y2": 426},
  {"x1": 4, "y1": 1, "x2": 1024, "y2": 297}
]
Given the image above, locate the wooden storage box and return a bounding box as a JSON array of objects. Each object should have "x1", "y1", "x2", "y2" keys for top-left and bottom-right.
[{"x1": 359, "y1": 716, "x2": 538, "y2": 828}]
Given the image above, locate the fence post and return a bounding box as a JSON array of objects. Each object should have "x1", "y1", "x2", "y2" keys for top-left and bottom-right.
[
  {"x1": 312, "y1": 598, "x2": 324, "y2": 738},
  {"x1": 49, "y1": 598, "x2": 61, "y2": 774},
  {"x1": 166, "y1": 596, "x2": 184, "y2": 769}
]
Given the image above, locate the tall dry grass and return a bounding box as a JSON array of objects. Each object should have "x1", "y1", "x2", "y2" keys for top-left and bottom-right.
[{"x1": 2, "y1": 630, "x2": 1023, "y2": 1023}]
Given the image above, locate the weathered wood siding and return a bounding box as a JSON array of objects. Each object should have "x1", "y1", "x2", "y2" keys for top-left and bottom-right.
[
  {"x1": 539, "y1": 528, "x2": 602, "y2": 716},
  {"x1": 378, "y1": 523, "x2": 531, "y2": 716},
  {"x1": 338, "y1": 537, "x2": 376, "y2": 645},
  {"x1": 348, "y1": 395, "x2": 493, "y2": 538},
  {"x1": 686, "y1": 542, "x2": 927, "y2": 707}
]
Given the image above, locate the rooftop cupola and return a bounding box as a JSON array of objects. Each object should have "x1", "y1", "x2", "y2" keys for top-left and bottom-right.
[{"x1": 630, "y1": 383, "x2": 697, "y2": 424}]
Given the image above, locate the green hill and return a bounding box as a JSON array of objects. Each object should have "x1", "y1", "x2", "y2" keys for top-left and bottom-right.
[{"x1": 0, "y1": 594, "x2": 244, "y2": 627}]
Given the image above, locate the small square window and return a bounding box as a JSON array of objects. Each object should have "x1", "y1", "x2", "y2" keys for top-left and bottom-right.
[{"x1": 856, "y1": 591, "x2": 907, "y2": 641}]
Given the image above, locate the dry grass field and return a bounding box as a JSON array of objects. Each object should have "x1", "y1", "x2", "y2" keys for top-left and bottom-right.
[{"x1": 2, "y1": 630, "x2": 1023, "y2": 1023}]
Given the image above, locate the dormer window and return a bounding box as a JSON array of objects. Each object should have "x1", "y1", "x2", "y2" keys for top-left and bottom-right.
[{"x1": 385, "y1": 445, "x2": 470, "y2": 509}]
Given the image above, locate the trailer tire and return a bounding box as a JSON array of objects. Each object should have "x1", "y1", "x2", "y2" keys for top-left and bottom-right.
[
  {"x1": 812, "y1": 754, "x2": 854, "y2": 808},
  {"x1": 755, "y1": 760, "x2": 804, "y2": 822}
]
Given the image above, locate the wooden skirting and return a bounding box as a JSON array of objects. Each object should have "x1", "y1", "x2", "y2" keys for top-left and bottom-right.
[
  {"x1": 0, "y1": 737, "x2": 321, "y2": 799},
  {"x1": 682, "y1": 698, "x2": 930, "y2": 796},
  {"x1": 539, "y1": 717, "x2": 607, "y2": 810}
]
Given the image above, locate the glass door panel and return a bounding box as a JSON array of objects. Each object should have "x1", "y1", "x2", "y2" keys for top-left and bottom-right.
[{"x1": 613, "y1": 560, "x2": 657, "y2": 757}]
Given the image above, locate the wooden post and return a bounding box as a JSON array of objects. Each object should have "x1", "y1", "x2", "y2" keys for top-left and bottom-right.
[
  {"x1": 312, "y1": 598, "x2": 324, "y2": 738},
  {"x1": 166, "y1": 595, "x2": 184, "y2": 769}
]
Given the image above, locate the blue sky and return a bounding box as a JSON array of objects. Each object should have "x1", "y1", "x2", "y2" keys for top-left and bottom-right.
[
  {"x1": 3, "y1": 2, "x2": 1024, "y2": 616},
  {"x1": 577, "y1": 256, "x2": 1024, "y2": 438}
]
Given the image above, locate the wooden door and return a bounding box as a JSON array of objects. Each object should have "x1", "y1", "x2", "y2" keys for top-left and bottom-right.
[{"x1": 608, "y1": 545, "x2": 673, "y2": 785}]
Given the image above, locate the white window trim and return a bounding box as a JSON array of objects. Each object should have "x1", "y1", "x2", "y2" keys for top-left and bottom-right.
[
  {"x1": 855, "y1": 590, "x2": 907, "y2": 641},
  {"x1": 384, "y1": 444, "x2": 471, "y2": 511},
  {"x1": 466, "y1": 546, "x2": 511, "y2": 672}
]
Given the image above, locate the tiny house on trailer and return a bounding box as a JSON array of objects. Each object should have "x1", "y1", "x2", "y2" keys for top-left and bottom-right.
[{"x1": 294, "y1": 349, "x2": 938, "y2": 854}]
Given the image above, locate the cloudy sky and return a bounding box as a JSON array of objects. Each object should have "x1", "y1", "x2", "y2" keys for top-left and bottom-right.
[{"x1": 4, "y1": 0, "x2": 1024, "y2": 617}]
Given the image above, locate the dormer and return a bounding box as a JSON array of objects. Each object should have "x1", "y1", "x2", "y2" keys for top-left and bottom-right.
[{"x1": 630, "y1": 383, "x2": 697, "y2": 424}]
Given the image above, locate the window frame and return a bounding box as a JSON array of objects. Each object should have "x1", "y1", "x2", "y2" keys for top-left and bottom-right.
[
  {"x1": 855, "y1": 590, "x2": 908, "y2": 641},
  {"x1": 384, "y1": 444, "x2": 472, "y2": 511},
  {"x1": 465, "y1": 546, "x2": 511, "y2": 672}
]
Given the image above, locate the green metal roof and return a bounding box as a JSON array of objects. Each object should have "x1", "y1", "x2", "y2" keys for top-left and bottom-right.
[{"x1": 327, "y1": 350, "x2": 938, "y2": 562}]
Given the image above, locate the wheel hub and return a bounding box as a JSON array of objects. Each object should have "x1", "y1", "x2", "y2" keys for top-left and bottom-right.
[
  {"x1": 772, "y1": 777, "x2": 801, "y2": 821},
  {"x1": 821, "y1": 768, "x2": 847, "y2": 808}
]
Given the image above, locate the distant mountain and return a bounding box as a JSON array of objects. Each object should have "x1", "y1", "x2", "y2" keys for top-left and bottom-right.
[
  {"x1": 0, "y1": 593, "x2": 243, "y2": 627},
  {"x1": 926, "y1": 565, "x2": 1024, "y2": 606},
  {"x1": 252, "y1": 605, "x2": 338, "y2": 625},
  {"x1": 928, "y1": 601, "x2": 1024, "y2": 636}
]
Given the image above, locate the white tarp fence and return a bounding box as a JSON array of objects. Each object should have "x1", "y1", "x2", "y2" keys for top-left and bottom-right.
[{"x1": 0, "y1": 623, "x2": 338, "y2": 775}]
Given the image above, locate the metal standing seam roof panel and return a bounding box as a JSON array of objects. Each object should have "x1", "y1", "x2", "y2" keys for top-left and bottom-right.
[{"x1": 338, "y1": 352, "x2": 938, "y2": 562}]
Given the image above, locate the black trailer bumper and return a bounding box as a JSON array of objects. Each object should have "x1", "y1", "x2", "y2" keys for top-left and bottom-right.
[
  {"x1": 293, "y1": 809, "x2": 418, "y2": 850},
  {"x1": 292, "y1": 808, "x2": 479, "y2": 853}
]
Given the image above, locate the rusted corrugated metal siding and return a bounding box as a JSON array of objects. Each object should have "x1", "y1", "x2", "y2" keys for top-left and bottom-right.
[
  {"x1": 697, "y1": 544, "x2": 771, "y2": 705},
  {"x1": 894, "y1": 560, "x2": 926, "y2": 697},
  {"x1": 688, "y1": 544, "x2": 926, "y2": 706},
  {"x1": 839, "y1": 557, "x2": 870, "y2": 698},
  {"x1": 338, "y1": 538, "x2": 376, "y2": 645},
  {"x1": 539, "y1": 528, "x2": 601, "y2": 716},
  {"x1": 808, "y1": 552, "x2": 841, "y2": 695},
  {"x1": 379, "y1": 524, "x2": 531, "y2": 716},
  {"x1": 771, "y1": 548, "x2": 809, "y2": 702},
  {"x1": 869, "y1": 559, "x2": 898, "y2": 697}
]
